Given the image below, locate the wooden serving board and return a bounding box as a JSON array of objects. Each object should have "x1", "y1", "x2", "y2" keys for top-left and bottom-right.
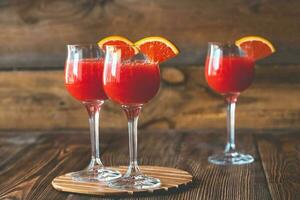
[{"x1": 52, "y1": 166, "x2": 193, "y2": 196}]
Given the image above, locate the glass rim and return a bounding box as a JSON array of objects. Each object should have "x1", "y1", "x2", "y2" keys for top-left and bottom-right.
[
  {"x1": 67, "y1": 44, "x2": 100, "y2": 47},
  {"x1": 67, "y1": 44, "x2": 140, "y2": 49},
  {"x1": 207, "y1": 41, "x2": 238, "y2": 47},
  {"x1": 104, "y1": 44, "x2": 139, "y2": 48}
]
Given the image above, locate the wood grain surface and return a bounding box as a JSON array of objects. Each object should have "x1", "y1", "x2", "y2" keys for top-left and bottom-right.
[
  {"x1": 52, "y1": 166, "x2": 192, "y2": 196},
  {"x1": 0, "y1": 129, "x2": 299, "y2": 199},
  {"x1": 256, "y1": 131, "x2": 300, "y2": 200},
  {"x1": 0, "y1": 0, "x2": 299, "y2": 69},
  {"x1": 0, "y1": 65, "x2": 299, "y2": 130}
]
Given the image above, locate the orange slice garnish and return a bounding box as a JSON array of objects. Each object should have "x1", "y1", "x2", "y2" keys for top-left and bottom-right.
[
  {"x1": 98, "y1": 36, "x2": 138, "y2": 60},
  {"x1": 235, "y1": 36, "x2": 275, "y2": 61},
  {"x1": 135, "y1": 36, "x2": 179, "y2": 63}
]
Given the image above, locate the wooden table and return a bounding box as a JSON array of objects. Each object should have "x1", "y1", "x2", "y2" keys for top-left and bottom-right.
[{"x1": 0, "y1": 129, "x2": 299, "y2": 199}]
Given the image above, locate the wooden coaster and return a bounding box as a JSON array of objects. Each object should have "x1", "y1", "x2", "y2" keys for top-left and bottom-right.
[{"x1": 52, "y1": 165, "x2": 193, "y2": 196}]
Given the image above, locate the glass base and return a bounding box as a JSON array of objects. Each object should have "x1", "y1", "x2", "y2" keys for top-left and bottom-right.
[
  {"x1": 108, "y1": 174, "x2": 161, "y2": 190},
  {"x1": 67, "y1": 168, "x2": 121, "y2": 182},
  {"x1": 208, "y1": 152, "x2": 254, "y2": 165}
]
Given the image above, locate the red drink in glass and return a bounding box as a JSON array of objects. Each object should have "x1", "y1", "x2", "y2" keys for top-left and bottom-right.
[
  {"x1": 103, "y1": 61, "x2": 160, "y2": 105},
  {"x1": 205, "y1": 43, "x2": 255, "y2": 165},
  {"x1": 205, "y1": 56, "x2": 254, "y2": 94},
  {"x1": 64, "y1": 44, "x2": 121, "y2": 182},
  {"x1": 103, "y1": 44, "x2": 162, "y2": 189},
  {"x1": 65, "y1": 58, "x2": 108, "y2": 101}
]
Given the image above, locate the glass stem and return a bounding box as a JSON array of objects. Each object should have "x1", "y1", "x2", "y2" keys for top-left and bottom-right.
[
  {"x1": 122, "y1": 105, "x2": 143, "y2": 177},
  {"x1": 84, "y1": 100, "x2": 104, "y2": 170},
  {"x1": 225, "y1": 99, "x2": 236, "y2": 154}
]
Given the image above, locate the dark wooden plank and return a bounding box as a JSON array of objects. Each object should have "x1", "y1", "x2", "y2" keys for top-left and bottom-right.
[
  {"x1": 0, "y1": 129, "x2": 272, "y2": 200},
  {"x1": 0, "y1": 130, "x2": 182, "y2": 200},
  {"x1": 106, "y1": 129, "x2": 271, "y2": 200},
  {"x1": 0, "y1": 131, "x2": 93, "y2": 200},
  {"x1": 101, "y1": 129, "x2": 275, "y2": 200},
  {"x1": 0, "y1": 65, "x2": 299, "y2": 130},
  {"x1": 53, "y1": 129, "x2": 271, "y2": 200},
  {"x1": 173, "y1": 129, "x2": 271, "y2": 200},
  {"x1": 0, "y1": 133, "x2": 36, "y2": 169},
  {"x1": 256, "y1": 131, "x2": 300, "y2": 200},
  {"x1": 0, "y1": 0, "x2": 299, "y2": 69}
]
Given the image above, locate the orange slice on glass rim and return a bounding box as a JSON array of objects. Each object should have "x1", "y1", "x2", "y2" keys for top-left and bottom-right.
[
  {"x1": 97, "y1": 36, "x2": 138, "y2": 60},
  {"x1": 135, "y1": 36, "x2": 179, "y2": 63},
  {"x1": 235, "y1": 36, "x2": 275, "y2": 61}
]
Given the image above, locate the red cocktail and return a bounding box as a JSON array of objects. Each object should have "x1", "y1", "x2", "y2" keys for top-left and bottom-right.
[
  {"x1": 65, "y1": 58, "x2": 107, "y2": 101},
  {"x1": 102, "y1": 36, "x2": 179, "y2": 190},
  {"x1": 205, "y1": 56, "x2": 254, "y2": 95},
  {"x1": 205, "y1": 43, "x2": 255, "y2": 165},
  {"x1": 103, "y1": 61, "x2": 160, "y2": 105},
  {"x1": 103, "y1": 45, "x2": 162, "y2": 190},
  {"x1": 64, "y1": 44, "x2": 120, "y2": 183}
]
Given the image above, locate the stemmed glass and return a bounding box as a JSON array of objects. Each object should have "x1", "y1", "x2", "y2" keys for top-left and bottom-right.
[
  {"x1": 205, "y1": 42, "x2": 255, "y2": 165},
  {"x1": 103, "y1": 45, "x2": 161, "y2": 189},
  {"x1": 64, "y1": 44, "x2": 121, "y2": 182}
]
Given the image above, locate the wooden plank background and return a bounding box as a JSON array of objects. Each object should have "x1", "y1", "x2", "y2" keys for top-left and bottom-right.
[
  {"x1": 0, "y1": 65, "x2": 299, "y2": 130},
  {"x1": 0, "y1": 0, "x2": 299, "y2": 69},
  {"x1": 0, "y1": 1, "x2": 299, "y2": 130}
]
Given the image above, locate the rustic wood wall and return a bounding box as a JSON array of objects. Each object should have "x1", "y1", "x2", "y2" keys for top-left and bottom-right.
[
  {"x1": 0, "y1": 0, "x2": 299, "y2": 130},
  {"x1": 0, "y1": 66, "x2": 299, "y2": 130},
  {"x1": 0, "y1": 0, "x2": 299, "y2": 69}
]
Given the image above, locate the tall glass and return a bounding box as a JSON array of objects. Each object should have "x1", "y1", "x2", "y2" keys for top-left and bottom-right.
[
  {"x1": 64, "y1": 44, "x2": 121, "y2": 182},
  {"x1": 205, "y1": 42, "x2": 255, "y2": 165},
  {"x1": 103, "y1": 45, "x2": 161, "y2": 189}
]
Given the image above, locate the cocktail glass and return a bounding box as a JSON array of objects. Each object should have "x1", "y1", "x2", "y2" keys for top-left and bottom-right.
[
  {"x1": 103, "y1": 44, "x2": 161, "y2": 189},
  {"x1": 65, "y1": 44, "x2": 121, "y2": 182},
  {"x1": 205, "y1": 42, "x2": 255, "y2": 165}
]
